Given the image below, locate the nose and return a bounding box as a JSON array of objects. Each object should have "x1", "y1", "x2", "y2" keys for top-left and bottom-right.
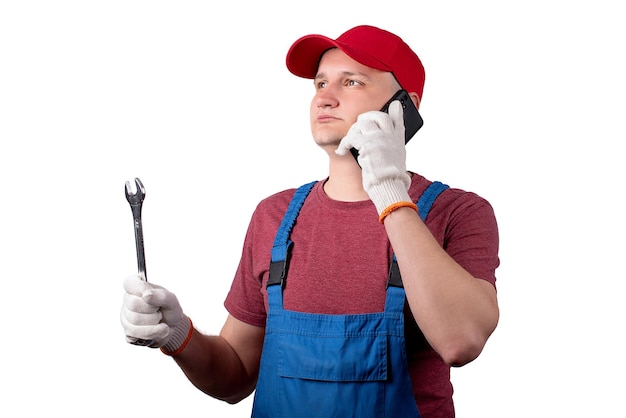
[{"x1": 314, "y1": 85, "x2": 339, "y2": 109}]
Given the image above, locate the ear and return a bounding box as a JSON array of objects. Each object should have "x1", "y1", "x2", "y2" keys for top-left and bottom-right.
[{"x1": 408, "y1": 92, "x2": 421, "y2": 109}]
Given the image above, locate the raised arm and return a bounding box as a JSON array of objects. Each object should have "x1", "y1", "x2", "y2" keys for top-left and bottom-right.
[
  {"x1": 383, "y1": 208, "x2": 498, "y2": 366},
  {"x1": 336, "y1": 100, "x2": 499, "y2": 366}
]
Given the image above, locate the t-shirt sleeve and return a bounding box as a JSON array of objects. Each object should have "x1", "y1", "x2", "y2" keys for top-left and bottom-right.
[
  {"x1": 441, "y1": 191, "x2": 500, "y2": 287},
  {"x1": 223, "y1": 190, "x2": 295, "y2": 327},
  {"x1": 223, "y1": 211, "x2": 269, "y2": 327}
]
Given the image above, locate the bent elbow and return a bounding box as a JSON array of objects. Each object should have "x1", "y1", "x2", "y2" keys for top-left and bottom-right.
[
  {"x1": 439, "y1": 324, "x2": 497, "y2": 367},
  {"x1": 208, "y1": 382, "x2": 257, "y2": 405},
  {"x1": 444, "y1": 305, "x2": 499, "y2": 366},
  {"x1": 224, "y1": 396, "x2": 246, "y2": 405},
  {"x1": 440, "y1": 339, "x2": 485, "y2": 367},
  {"x1": 220, "y1": 388, "x2": 255, "y2": 405}
]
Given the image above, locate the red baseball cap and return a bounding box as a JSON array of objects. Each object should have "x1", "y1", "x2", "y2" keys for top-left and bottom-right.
[{"x1": 286, "y1": 25, "x2": 425, "y2": 100}]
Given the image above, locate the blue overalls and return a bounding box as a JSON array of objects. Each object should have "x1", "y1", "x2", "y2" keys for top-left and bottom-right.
[{"x1": 251, "y1": 181, "x2": 449, "y2": 418}]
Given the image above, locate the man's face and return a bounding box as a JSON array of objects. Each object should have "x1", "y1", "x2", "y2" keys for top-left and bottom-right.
[{"x1": 309, "y1": 48, "x2": 399, "y2": 150}]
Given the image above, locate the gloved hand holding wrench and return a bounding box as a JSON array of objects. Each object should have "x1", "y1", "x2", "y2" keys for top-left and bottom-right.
[{"x1": 120, "y1": 178, "x2": 192, "y2": 353}]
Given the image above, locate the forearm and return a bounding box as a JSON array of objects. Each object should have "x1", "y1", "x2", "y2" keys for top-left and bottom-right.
[
  {"x1": 384, "y1": 207, "x2": 499, "y2": 366},
  {"x1": 170, "y1": 328, "x2": 258, "y2": 403},
  {"x1": 121, "y1": 277, "x2": 263, "y2": 403}
]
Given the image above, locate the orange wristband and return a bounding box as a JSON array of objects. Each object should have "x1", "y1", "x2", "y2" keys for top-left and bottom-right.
[
  {"x1": 161, "y1": 318, "x2": 194, "y2": 356},
  {"x1": 379, "y1": 201, "x2": 418, "y2": 224}
]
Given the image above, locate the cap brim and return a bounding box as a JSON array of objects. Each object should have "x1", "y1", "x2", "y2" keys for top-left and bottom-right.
[
  {"x1": 286, "y1": 34, "x2": 391, "y2": 79},
  {"x1": 286, "y1": 34, "x2": 339, "y2": 79}
]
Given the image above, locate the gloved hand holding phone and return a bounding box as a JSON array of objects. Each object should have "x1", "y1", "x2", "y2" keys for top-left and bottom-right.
[
  {"x1": 336, "y1": 100, "x2": 412, "y2": 217},
  {"x1": 120, "y1": 275, "x2": 192, "y2": 354}
]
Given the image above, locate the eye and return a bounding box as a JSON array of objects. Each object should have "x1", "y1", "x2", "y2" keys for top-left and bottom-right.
[
  {"x1": 315, "y1": 80, "x2": 327, "y2": 90},
  {"x1": 347, "y1": 79, "x2": 363, "y2": 87}
]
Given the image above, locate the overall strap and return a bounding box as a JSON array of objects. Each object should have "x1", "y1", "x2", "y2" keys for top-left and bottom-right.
[
  {"x1": 417, "y1": 181, "x2": 449, "y2": 222},
  {"x1": 388, "y1": 181, "x2": 450, "y2": 288},
  {"x1": 267, "y1": 181, "x2": 317, "y2": 288}
]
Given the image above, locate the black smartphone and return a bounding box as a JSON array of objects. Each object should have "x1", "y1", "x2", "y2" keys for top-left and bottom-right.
[{"x1": 350, "y1": 89, "x2": 423, "y2": 162}]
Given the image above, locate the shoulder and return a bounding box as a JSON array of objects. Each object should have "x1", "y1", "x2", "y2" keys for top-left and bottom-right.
[
  {"x1": 409, "y1": 173, "x2": 496, "y2": 220},
  {"x1": 409, "y1": 173, "x2": 499, "y2": 285},
  {"x1": 256, "y1": 188, "x2": 296, "y2": 211},
  {"x1": 250, "y1": 181, "x2": 322, "y2": 225}
]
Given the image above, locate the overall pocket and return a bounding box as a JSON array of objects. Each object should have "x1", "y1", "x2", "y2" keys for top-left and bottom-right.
[{"x1": 276, "y1": 333, "x2": 388, "y2": 418}]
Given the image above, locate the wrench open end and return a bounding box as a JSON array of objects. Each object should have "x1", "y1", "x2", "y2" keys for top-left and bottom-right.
[{"x1": 125, "y1": 178, "x2": 146, "y2": 205}]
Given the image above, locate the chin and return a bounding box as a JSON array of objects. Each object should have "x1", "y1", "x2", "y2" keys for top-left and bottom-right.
[
  {"x1": 313, "y1": 137, "x2": 342, "y2": 149},
  {"x1": 312, "y1": 130, "x2": 345, "y2": 147}
]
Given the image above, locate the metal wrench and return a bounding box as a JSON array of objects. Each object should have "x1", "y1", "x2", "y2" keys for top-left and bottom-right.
[
  {"x1": 125, "y1": 177, "x2": 152, "y2": 346},
  {"x1": 125, "y1": 177, "x2": 148, "y2": 282}
]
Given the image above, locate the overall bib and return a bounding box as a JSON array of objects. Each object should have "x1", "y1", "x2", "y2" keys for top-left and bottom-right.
[{"x1": 251, "y1": 181, "x2": 449, "y2": 418}]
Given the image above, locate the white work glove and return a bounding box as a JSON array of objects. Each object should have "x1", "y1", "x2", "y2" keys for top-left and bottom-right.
[
  {"x1": 120, "y1": 275, "x2": 191, "y2": 353},
  {"x1": 336, "y1": 100, "x2": 412, "y2": 216}
]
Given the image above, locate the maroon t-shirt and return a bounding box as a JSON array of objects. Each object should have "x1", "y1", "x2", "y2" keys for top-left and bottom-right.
[{"x1": 224, "y1": 173, "x2": 499, "y2": 418}]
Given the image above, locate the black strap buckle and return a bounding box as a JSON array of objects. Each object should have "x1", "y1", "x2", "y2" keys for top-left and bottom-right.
[
  {"x1": 387, "y1": 259, "x2": 404, "y2": 288},
  {"x1": 268, "y1": 259, "x2": 288, "y2": 288}
]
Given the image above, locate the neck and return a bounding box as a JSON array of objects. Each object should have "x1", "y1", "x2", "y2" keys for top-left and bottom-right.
[{"x1": 323, "y1": 153, "x2": 370, "y2": 202}]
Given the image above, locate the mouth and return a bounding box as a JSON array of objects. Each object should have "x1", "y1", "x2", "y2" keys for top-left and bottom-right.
[{"x1": 317, "y1": 114, "x2": 340, "y2": 123}]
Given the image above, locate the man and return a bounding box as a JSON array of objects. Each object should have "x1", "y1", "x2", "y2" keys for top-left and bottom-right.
[{"x1": 121, "y1": 25, "x2": 500, "y2": 417}]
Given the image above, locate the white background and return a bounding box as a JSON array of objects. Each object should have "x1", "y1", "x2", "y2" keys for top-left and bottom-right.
[{"x1": 1, "y1": 1, "x2": 624, "y2": 416}]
